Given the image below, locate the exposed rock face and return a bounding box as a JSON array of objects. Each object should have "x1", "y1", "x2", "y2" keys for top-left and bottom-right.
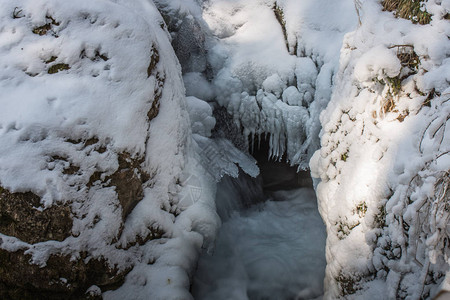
[
  {"x1": 0, "y1": 249, "x2": 124, "y2": 300},
  {"x1": 0, "y1": 150, "x2": 154, "y2": 298},
  {"x1": 0, "y1": 189, "x2": 72, "y2": 244},
  {"x1": 172, "y1": 17, "x2": 207, "y2": 74},
  {"x1": 0, "y1": 152, "x2": 141, "y2": 297},
  {"x1": 87, "y1": 153, "x2": 149, "y2": 221}
]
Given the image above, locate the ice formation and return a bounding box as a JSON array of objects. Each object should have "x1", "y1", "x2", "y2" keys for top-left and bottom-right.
[
  {"x1": 200, "y1": 0, "x2": 359, "y2": 168},
  {"x1": 156, "y1": 0, "x2": 358, "y2": 169}
]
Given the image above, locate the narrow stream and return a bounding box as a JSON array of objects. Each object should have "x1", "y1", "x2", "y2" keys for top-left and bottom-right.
[{"x1": 192, "y1": 140, "x2": 327, "y2": 300}]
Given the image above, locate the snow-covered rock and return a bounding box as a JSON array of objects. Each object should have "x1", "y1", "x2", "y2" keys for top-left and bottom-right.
[
  {"x1": 0, "y1": 0, "x2": 216, "y2": 298},
  {"x1": 311, "y1": 1, "x2": 450, "y2": 298}
]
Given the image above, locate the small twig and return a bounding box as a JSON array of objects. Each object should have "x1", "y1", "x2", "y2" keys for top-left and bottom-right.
[
  {"x1": 431, "y1": 116, "x2": 450, "y2": 138},
  {"x1": 435, "y1": 174, "x2": 449, "y2": 203},
  {"x1": 354, "y1": 0, "x2": 362, "y2": 26},
  {"x1": 436, "y1": 150, "x2": 450, "y2": 160},
  {"x1": 418, "y1": 259, "x2": 431, "y2": 300},
  {"x1": 388, "y1": 44, "x2": 414, "y2": 49},
  {"x1": 12, "y1": 7, "x2": 24, "y2": 19},
  {"x1": 419, "y1": 116, "x2": 440, "y2": 154},
  {"x1": 413, "y1": 257, "x2": 424, "y2": 268}
]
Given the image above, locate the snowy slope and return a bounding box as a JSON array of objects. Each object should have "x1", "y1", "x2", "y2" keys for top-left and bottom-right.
[{"x1": 311, "y1": 1, "x2": 450, "y2": 298}]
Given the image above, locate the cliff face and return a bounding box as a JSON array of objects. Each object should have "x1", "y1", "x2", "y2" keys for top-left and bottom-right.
[{"x1": 311, "y1": 1, "x2": 450, "y2": 298}]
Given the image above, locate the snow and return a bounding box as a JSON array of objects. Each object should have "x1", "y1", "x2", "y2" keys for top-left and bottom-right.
[
  {"x1": 1, "y1": 0, "x2": 448, "y2": 298},
  {"x1": 311, "y1": 0, "x2": 450, "y2": 298},
  {"x1": 0, "y1": 0, "x2": 158, "y2": 198},
  {"x1": 175, "y1": 0, "x2": 359, "y2": 169},
  {"x1": 0, "y1": 0, "x2": 219, "y2": 298},
  {"x1": 186, "y1": 96, "x2": 216, "y2": 137},
  {"x1": 354, "y1": 46, "x2": 402, "y2": 82}
]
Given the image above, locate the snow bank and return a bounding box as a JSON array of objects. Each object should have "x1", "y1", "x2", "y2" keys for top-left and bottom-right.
[{"x1": 311, "y1": 1, "x2": 450, "y2": 298}]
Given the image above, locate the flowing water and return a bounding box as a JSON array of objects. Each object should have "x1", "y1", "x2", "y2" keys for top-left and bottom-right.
[{"x1": 192, "y1": 158, "x2": 327, "y2": 300}]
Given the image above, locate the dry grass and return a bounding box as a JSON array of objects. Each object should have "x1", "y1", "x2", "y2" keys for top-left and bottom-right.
[
  {"x1": 382, "y1": 93, "x2": 396, "y2": 114},
  {"x1": 389, "y1": 45, "x2": 420, "y2": 70},
  {"x1": 382, "y1": 0, "x2": 432, "y2": 24}
]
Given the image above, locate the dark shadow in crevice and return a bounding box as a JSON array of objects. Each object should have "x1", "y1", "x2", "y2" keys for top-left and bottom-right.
[{"x1": 250, "y1": 134, "x2": 313, "y2": 192}]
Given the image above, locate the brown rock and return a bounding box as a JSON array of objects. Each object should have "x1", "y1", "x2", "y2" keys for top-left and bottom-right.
[
  {"x1": 109, "y1": 153, "x2": 148, "y2": 220},
  {"x1": 87, "y1": 152, "x2": 149, "y2": 221},
  {"x1": 0, "y1": 249, "x2": 128, "y2": 299},
  {"x1": 0, "y1": 188, "x2": 72, "y2": 244}
]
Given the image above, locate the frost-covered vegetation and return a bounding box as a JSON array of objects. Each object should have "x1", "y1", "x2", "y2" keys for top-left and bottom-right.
[{"x1": 382, "y1": 0, "x2": 432, "y2": 24}]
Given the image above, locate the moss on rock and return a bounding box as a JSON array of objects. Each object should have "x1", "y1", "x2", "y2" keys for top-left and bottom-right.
[
  {"x1": 48, "y1": 63, "x2": 70, "y2": 74},
  {"x1": 382, "y1": 0, "x2": 432, "y2": 25}
]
